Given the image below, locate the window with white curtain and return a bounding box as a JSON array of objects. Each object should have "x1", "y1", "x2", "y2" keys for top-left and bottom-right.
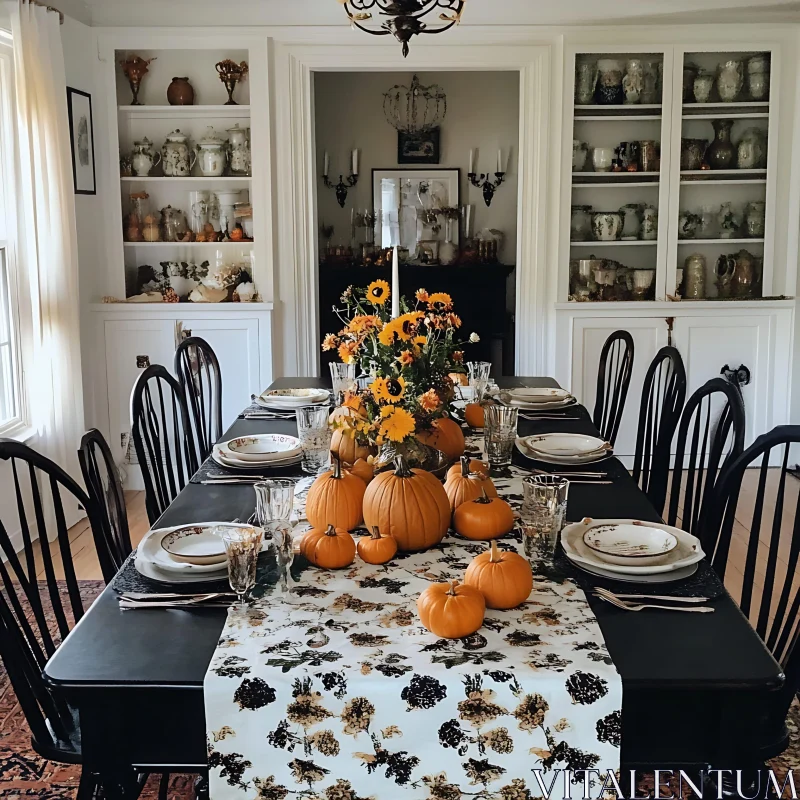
[{"x1": 0, "y1": 34, "x2": 26, "y2": 434}]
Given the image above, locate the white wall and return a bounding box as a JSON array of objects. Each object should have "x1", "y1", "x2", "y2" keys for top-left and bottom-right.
[{"x1": 314, "y1": 70, "x2": 520, "y2": 264}]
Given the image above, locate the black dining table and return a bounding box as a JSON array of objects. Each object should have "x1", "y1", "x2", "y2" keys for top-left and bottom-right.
[{"x1": 44, "y1": 376, "x2": 783, "y2": 794}]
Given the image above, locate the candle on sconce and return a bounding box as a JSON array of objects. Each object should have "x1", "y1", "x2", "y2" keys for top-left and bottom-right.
[
  {"x1": 497, "y1": 149, "x2": 503, "y2": 174},
  {"x1": 352, "y1": 149, "x2": 359, "y2": 176},
  {"x1": 391, "y1": 245, "x2": 400, "y2": 319},
  {"x1": 469, "y1": 149, "x2": 474, "y2": 174},
  {"x1": 323, "y1": 152, "x2": 329, "y2": 178}
]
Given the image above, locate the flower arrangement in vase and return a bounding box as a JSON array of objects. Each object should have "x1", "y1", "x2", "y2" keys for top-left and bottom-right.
[{"x1": 322, "y1": 282, "x2": 477, "y2": 471}]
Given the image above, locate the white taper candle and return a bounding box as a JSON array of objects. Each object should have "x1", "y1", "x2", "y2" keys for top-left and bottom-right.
[
  {"x1": 352, "y1": 149, "x2": 359, "y2": 176},
  {"x1": 323, "y1": 152, "x2": 329, "y2": 177},
  {"x1": 497, "y1": 149, "x2": 502, "y2": 174},
  {"x1": 469, "y1": 149, "x2": 474, "y2": 174},
  {"x1": 391, "y1": 245, "x2": 400, "y2": 319}
]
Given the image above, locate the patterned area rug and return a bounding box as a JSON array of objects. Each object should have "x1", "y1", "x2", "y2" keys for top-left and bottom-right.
[{"x1": 0, "y1": 582, "x2": 797, "y2": 800}]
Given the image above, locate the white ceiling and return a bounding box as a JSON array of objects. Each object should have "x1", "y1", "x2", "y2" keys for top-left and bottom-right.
[{"x1": 74, "y1": 0, "x2": 800, "y2": 28}]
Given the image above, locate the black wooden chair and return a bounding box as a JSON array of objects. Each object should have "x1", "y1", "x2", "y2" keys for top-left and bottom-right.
[
  {"x1": 131, "y1": 364, "x2": 198, "y2": 526},
  {"x1": 665, "y1": 377, "x2": 746, "y2": 538},
  {"x1": 703, "y1": 426, "x2": 800, "y2": 760},
  {"x1": 592, "y1": 329, "x2": 634, "y2": 446},
  {"x1": 174, "y1": 336, "x2": 223, "y2": 462},
  {"x1": 0, "y1": 439, "x2": 111, "y2": 797},
  {"x1": 78, "y1": 428, "x2": 133, "y2": 582},
  {"x1": 632, "y1": 345, "x2": 687, "y2": 515}
]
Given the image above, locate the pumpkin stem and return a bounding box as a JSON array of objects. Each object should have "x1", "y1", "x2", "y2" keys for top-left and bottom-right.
[
  {"x1": 460, "y1": 455, "x2": 471, "y2": 478},
  {"x1": 393, "y1": 455, "x2": 414, "y2": 479},
  {"x1": 324, "y1": 524, "x2": 338, "y2": 537},
  {"x1": 331, "y1": 454, "x2": 342, "y2": 480},
  {"x1": 370, "y1": 526, "x2": 382, "y2": 540},
  {"x1": 447, "y1": 580, "x2": 460, "y2": 596},
  {"x1": 489, "y1": 540, "x2": 501, "y2": 563},
  {"x1": 474, "y1": 488, "x2": 493, "y2": 505}
]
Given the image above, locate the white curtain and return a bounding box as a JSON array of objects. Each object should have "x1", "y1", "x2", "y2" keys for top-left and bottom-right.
[{"x1": 11, "y1": 2, "x2": 85, "y2": 513}]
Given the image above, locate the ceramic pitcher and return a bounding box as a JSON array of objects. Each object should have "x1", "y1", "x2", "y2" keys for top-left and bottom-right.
[
  {"x1": 131, "y1": 137, "x2": 161, "y2": 177},
  {"x1": 715, "y1": 250, "x2": 760, "y2": 298}
]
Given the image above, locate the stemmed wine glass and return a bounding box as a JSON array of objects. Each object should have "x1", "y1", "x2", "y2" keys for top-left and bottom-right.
[
  {"x1": 254, "y1": 480, "x2": 296, "y2": 596},
  {"x1": 217, "y1": 526, "x2": 262, "y2": 607}
]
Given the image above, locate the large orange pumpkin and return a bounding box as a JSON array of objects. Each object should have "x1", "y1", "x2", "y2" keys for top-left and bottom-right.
[
  {"x1": 301, "y1": 524, "x2": 356, "y2": 569},
  {"x1": 453, "y1": 491, "x2": 515, "y2": 541},
  {"x1": 464, "y1": 540, "x2": 532, "y2": 609},
  {"x1": 444, "y1": 456, "x2": 498, "y2": 513},
  {"x1": 465, "y1": 403, "x2": 485, "y2": 428},
  {"x1": 349, "y1": 458, "x2": 374, "y2": 485},
  {"x1": 417, "y1": 580, "x2": 485, "y2": 639},
  {"x1": 362, "y1": 457, "x2": 450, "y2": 551},
  {"x1": 330, "y1": 427, "x2": 374, "y2": 466},
  {"x1": 306, "y1": 455, "x2": 365, "y2": 531},
  {"x1": 417, "y1": 416, "x2": 465, "y2": 461},
  {"x1": 357, "y1": 526, "x2": 398, "y2": 565}
]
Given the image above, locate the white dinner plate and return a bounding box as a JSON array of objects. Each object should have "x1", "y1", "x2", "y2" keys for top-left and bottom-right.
[
  {"x1": 161, "y1": 524, "x2": 227, "y2": 565},
  {"x1": 516, "y1": 438, "x2": 613, "y2": 466},
  {"x1": 583, "y1": 523, "x2": 678, "y2": 567},
  {"x1": 505, "y1": 387, "x2": 572, "y2": 403},
  {"x1": 523, "y1": 433, "x2": 609, "y2": 457},
  {"x1": 219, "y1": 434, "x2": 302, "y2": 463},
  {"x1": 566, "y1": 555, "x2": 699, "y2": 584},
  {"x1": 504, "y1": 396, "x2": 578, "y2": 411},
  {"x1": 256, "y1": 388, "x2": 330, "y2": 408},
  {"x1": 561, "y1": 518, "x2": 704, "y2": 576},
  {"x1": 211, "y1": 448, "x2": 302, "y2": 471}
]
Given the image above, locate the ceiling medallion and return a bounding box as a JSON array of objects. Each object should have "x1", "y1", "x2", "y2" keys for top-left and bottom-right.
[
  {"x1": 383, "y1": 74, "x2": 447, "y2": 133},
  {"x1": 339, "y1": 0, "x2": 466, "y2": 58}
]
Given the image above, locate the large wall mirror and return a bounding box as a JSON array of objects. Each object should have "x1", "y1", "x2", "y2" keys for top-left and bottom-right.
[{"x1": 372, "y1": 169, "x2": 459, "y2": 262}]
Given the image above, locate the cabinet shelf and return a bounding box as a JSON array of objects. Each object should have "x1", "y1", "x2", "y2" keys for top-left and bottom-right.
[
  {"x1": 682, "y1": 112, "x2": 769, "y2": 120},
  {"x1": 677, "y1": 238, "x2": 764, "y2": 245},
  {"x1": 574, "y1": 104, "x2": 662, "y2": 116},
  {"x1": 120, "y1": 176, "x2": 252, "y2": 183},
  {"x1": 572, "y1": 172, "x2": 659, "y2": 185},
  {"x1": 570, "y1": 240, "x2": 657, "y2": 247},
  {"x1": 575, "y1": 114, "x2": 662, "y2": 122},
  {"x1": 118, "y1": 105, "x2": 251, "y2": 119},
  {"x1": 122, "y1": 241, "x2": 254, "y2": 248},
  {"x1": 683, "y1": 101, "x2": 769, "y2": 112}
]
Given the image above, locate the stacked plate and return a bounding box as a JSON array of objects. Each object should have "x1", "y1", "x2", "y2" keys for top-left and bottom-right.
[
  {"x1": 500, "y1": 387, "x2": 577, "y2": 411},
  {"x1": 561, "y1": 518, "x2": 706, "y2": 583},
  {"x1": 213, "y1": 433, "x2": 302, "y2": 471},
  {"x1": 255, "y1": 387, "x2": 330, "y2": 412},
  {"x1": 516, "y1": 433, "x2": 612, "y2": 465},
  {"x1": 134, "y1": 522, "x2": 265, "y2": 584}
]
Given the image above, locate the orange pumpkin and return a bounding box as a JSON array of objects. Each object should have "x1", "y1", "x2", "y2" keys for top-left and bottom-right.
[
  {"x1": 362, "y1": 457, "x2": 450, "y2": 551},
  {"x1": 306, "y1": 455, "x2": 365, "y2": 531},
  {"x1": 464, "y1": 540, "x2": 533, "y2": 609},
  {"x1": 417, "y1": 416, "x2": 465, "y2": 460},
  {"x1": 444, "y1": 456, "x2": 498, "y2": 513},
  {"x1": 448, "y1": 372, "x2": 468, "y2": 387},
  {"x1": 357, "y1": 526, "x2": 398, "y2": 565},
  {"x1": 446, "y1": 459, "x2": 492, "y2": 482},
  {"x1": 417, "y1": 580, "x2": 485, "y2": 639},
  {"x1": 301, "y1": 524, "x2": 356, "y2": 569},
  {"x1": 329, "y1": 395, "x2": 365, "y2": 425},
  {"x1": 453, "y1": 491, "x2": 515, "y2": 541},
  {"x1": 349, "y1": 458, "x2": 374, "y2": 485},
  {"x1": 330, "y1": 427, "x2": 373, "y2": 466},
  {"x1": 465, "y1": 403, "x2": 485, "y2": 428}
]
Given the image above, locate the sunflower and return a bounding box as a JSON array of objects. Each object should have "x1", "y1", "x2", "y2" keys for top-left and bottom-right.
[
  {"x1": 348, "y1": 315, "x2": 382, "y2": 334},
  {"x1": 338, "y1": 341, "x2": 358, "y2": 364},
  {"x1": 427, "y1": 292, "x2": 453, "y2": 311},
  {"x1": 419, "y1": 389, "x2": 441, "y2": 412},
  {"x1": 415, "y1": 289, "x2": 430, "y2": 303},
  {"x1": 397, "y1": 350, "x2": 415, "y2": 367},
  {"x1": 379, "y1": 317, "x2": 414, "y2": 346},
  {"x1": 399, "y1": 311, "x2": 425, "y2": 338},
  {"x1": 446, "y1": 313, "x2": 462, "y2": 329},
  {"x1": 322, "y1": 333, "x2": 339, "y2": 352},
  {"x1": 366, "y1": 280, "x2": 391, "y2": 306},
  {"x1": 379, "y1": 406, "x2": 416, "y2": 442},
  {"x1": 371, "y1": 376, "x2": 406, "y2": 403}
]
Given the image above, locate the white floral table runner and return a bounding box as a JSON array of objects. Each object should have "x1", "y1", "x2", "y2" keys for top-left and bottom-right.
[{"x1": 205, "y1": 436, "x2": 622, "y2": 800}]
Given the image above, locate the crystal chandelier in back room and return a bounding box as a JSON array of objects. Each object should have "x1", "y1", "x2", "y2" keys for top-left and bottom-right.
[
  {"x1": 383, "y1": 74, "x2": 447, "y2": 133},
  {"x1": 338, "y1": 0, "x2": 467, "y2": 58}
]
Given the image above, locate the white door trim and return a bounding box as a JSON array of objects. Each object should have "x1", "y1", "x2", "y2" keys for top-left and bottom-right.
[{"x1": 272, "y1": 42, "x2": 553, "y2": 378}]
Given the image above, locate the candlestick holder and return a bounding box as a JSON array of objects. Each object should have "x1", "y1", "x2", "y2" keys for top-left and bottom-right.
[
  {"x1": 324, "y1": 173, "x2": 359, "y2": 208},
  {"x1": 469, "y1": 171, "x2": 506, "y2": 208}
]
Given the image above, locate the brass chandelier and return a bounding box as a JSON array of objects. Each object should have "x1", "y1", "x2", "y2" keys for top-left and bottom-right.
[{"x1": 338, "y1": 0, "x2": 467, "y2": 58}]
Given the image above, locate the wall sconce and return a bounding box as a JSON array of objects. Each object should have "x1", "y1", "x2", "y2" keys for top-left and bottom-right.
[
  {"x1": 468, "y1": 148, "x2": 507, "y2": 207},
  {"x1": 323, "y1": 149, "x2": 359, "y2": 208}
]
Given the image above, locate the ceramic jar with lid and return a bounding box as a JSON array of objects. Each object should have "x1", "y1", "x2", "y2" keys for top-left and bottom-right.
[
  {"x1": 591, "y1": 211, "x2": 622, "y2": 242},
  {"x1": 744, "y1": 201, "x2": 766, "y2": 238},
  {"x1": 227, "y1": 124, "x2": 251, "y2": 176},
  {"x1": 570, "y1": 205, "x2": 592, "y2": 242},
  {"x1": 131, "y1": 137, "x2": 161, "y2": 177},
  {"x1": 737, "y1": 127, "x2": 767, "y2": 170},
  {"x1": 640, "y1": 205, "x2": 658, "y2": 240},
  {"x1": 705, "y1": 120, "x2": 736, "y2": 170},
  {"x1": 683, "y1": 253, "x2": 707, "y2": 299},
  {"x1": 161, "y1": 130, "x2": 195, "y2": 177},
  {"x1": 747, "y1": 54, "x2": 770, "y2": 100},
  {"x1": 196, "y1": 127, "x2": 228, "y2": 177},
  {"x1": 717, "y1": 60, "x2": 744, "y2": 102},
  {"x1": 596, "y1": 59, "x2": 624, "y2": 105}
]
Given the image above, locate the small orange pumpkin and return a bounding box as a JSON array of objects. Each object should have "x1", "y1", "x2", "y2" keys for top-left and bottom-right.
[
  {"x1": 446, "y1": 459, "x2": 492, "y2": 482},
  {"x1": 349, "y1": 458, "x2": 374, "y2": 485},
  {"x1": 444, "y1": 455, "x2": 498, "y2": 513},
  {"x1": 300, "y1": 524, "x2": 356, "y2": 569},
  {"x1": 362, "y1": 457, "x2": 450, "y2": 551},
  {"x1": 449, "y1": 372, "x2": 468, "y2": 387},
  {"x1": 330, "y1": 427, "x2": 373, "y2": 466},
  {"x1": 306, "y1": 455, "x2": 365, "y2": 531},
  {"x1": 453, "y1": 490, "x2": 515, "y2": 541},
  {"x1": 465, "y1": 403, "x2": 485, "y2": 428},
  {"x1": 417, "y1": 416, "x2": 465, "y2": 461},
  {"x1": 357, "y1": 526, "x2": 398, "y2": 565},
  {"x1": 417, "y1": 580, "x2": 485, "y2": 639},
  {"x1": 464, "y1": 540, "x2": 533, "y2": 609}
]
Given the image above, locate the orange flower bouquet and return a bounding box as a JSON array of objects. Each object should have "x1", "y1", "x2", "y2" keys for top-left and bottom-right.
[{"x1": 322, "y1": 282, "x2": 478, "y2": 468}]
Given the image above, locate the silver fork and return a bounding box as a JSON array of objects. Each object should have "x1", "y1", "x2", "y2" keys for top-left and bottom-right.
[
  {"x1": 594, "y1": 586, "x2": 710, "y2": 605},
  {"x1": 594, "y1": 592, "x2": 714, "y2": 613}
]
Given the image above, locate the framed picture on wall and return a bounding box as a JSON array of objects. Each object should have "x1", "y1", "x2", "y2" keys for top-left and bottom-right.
[
  {"x1": 398, "y1": 127, "x2": 440, "y2": 165},
  {"x1": 66, "y1": 87, "x2": 96, "y2": 195}
]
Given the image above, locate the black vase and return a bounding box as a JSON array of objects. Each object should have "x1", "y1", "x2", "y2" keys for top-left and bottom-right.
[{"x1": 705, "y1": 120, "x2": 736, "y2": 170}]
